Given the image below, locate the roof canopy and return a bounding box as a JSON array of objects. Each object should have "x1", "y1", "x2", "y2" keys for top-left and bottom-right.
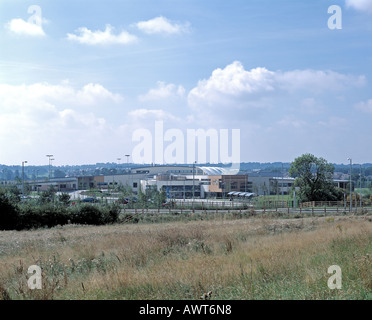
[
  {"x1": 197, "y1": 167, "x2": 227, "y2": 175},
  {"x1": 228, "y1": 191, "x2": 256, "y2": 198}
]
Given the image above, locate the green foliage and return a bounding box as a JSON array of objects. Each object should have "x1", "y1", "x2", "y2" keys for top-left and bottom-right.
[
  {"x1": 101, "y1": 204, "x2": 121, "y2": 224},
  {"x1": 58, "y1": 193, "x2": 71, "y2": 206},
  {"x1": 39, "y1": 186, "x2": 57, "y2": 204},
  {"x1": 136, "y1": 188, "x2": 148, "y2": 207},
  {"x1": 7, "y1": 185, "x2": 21, "y2": 203},
  {"x1": 0, "y1": 191, "x2": 20, "y2": 230},
  {"x1": 0, "y1": 188, "x2": 120, "y2": 230},
  {"x1": 18, "y1": 204, "x2": 69, "y2": 229},
  {"x1": 70, "y1": 205, "x2": 105, "y2": 225},
  {"x1": 289, "y1": 154, "x2": 342, "y2": 202}
]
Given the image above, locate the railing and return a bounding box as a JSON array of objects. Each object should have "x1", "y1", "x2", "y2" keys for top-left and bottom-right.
[{"x1": 118, "y1": 199, "x2": 372, "y2": 217}]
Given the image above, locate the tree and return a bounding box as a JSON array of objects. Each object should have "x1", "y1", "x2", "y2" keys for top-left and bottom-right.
[
  {"x1": 58, "y1": 193, "x2": 71, "y2": 206},
  {"x1": 289, "y1": 154, "x2": 343, "y2": 202},
  {"x1": 0, "y1": 190, "x2": 20, "y2": 230},
  {"x1": 39, "y1": 186, "x2": 57, "y2": 204}
]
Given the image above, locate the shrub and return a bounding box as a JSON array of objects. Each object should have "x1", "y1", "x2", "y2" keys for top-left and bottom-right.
[
  {"x1": 58, "y1": 193, "x2": 71, "y2": 206},
  {"x1": 18, "y1": 204, "x2": 69, "y2": 230},
  {"x1": 70, "y1": 204, "x2": 104, "y2": 225},
  {"x1": 0, "y1": 192, "x2": 20, "y2": 230},
  {"x1": 101, "y1": 204, "x2": 120, "y2": 224}
]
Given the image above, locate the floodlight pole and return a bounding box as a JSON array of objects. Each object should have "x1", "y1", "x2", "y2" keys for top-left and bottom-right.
[
  {"x1": 125, "y1": 154, "x2": 131, "y2": 192},
  {"x1": 347, "y1": 158, "x2": 352, "y2": 212},
  {"x1": 22, "y1": 161, "x2": 27, "y2": 199},
  {"x1": 192, "y1": 161, "x2": 196, "y2": 213},
  {"x1": 46, "y1": 155, "x2": 53, "y2": 180},
  {"x1": 360, "y1": 164, "x2": 362, "y2": 208}
]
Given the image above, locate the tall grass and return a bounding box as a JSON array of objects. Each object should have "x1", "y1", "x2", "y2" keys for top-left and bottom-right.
[{"x1": 0, "y1": 215, "x2": 370, "y2": 300}]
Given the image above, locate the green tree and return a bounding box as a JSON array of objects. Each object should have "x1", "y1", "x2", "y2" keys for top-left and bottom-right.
[
  {"x1": 289, "y1": 154, "x2": 343, "y2": 202},
  {"x1": 137, "y1": 188, "x2": 148, "y2": 208},
  {"x1": 39, "y1": 186, "x2": 57, "y2": 204},
  {"x1": 58, "y1": 193, "x2": 71, "y2": 206},
  {"x1": 0, "y1": 190, "x2": 20, "y2": 230}
]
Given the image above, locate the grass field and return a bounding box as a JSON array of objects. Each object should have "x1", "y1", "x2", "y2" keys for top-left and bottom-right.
[{"x1": 0, "y1": 213, "x2": 371, "y2": 300}]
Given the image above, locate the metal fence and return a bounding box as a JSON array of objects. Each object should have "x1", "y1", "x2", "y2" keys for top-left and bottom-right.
[{"x1": 119, "y1": 199, "x2": 372, "y2": 216}]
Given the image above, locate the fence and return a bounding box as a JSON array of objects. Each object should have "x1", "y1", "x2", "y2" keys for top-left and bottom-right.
[{"x1": 119, "y1": 199, "x2": 372, "y2": 216}]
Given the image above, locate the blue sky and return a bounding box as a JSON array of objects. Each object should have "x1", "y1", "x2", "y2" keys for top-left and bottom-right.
[{"x1": 1, "y1": 0, "x2": 372, "y2": 166}]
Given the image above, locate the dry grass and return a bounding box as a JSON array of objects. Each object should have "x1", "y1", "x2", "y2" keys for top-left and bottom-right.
[{"x1": 0, "y1": 215, "x2": 371, "y2": 299}]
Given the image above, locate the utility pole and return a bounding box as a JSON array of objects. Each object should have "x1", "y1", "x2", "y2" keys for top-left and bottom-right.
[
  {"x1": 192, "y1": 161, "x2": 196, "y2": 213},
  {"x1": 117, "y1": 158, "x2": 121, "y2": 174},
  {"x1": 281, "y1": 163, "x2": 284, "y2": 206},
  {"x1": 46, "y1": 155, "x2": 53, "y2": 180},
  {"x1": 125, "y1": 154, "x2": 131, "y2": 193},
  {"x1": 22, "y1": 160, "x2": 27, "y2": 199},
  {"x1": 360, "y1": 164, "x2": 362, "y2": 208},
  {"x1": 347, "y1": 158, "x2": 352, "y2": 212}
]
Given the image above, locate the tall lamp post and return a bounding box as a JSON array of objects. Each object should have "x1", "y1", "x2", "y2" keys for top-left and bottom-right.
[
  {"x1": 22, "y1": 161, "x2": 27, "y2": 199},
  {"x1": 46, "y1": 155, "x2": 53, "y2": 180},
  {"x1": 125, "y1": 154, "x2": 130, "y2": 171},
  {"x1": 347, "y1": 158, "x2": 352, "y2": 212},
  {"x1": 117, "y1": 158, "x2": 121, "y2": 175},
  {"x1": 192, "y1": 161, "x2": 197, "y2": 213},
  {"x1": 360, "y1": 164, "x2": 362, "y2": 208},
  {"x1": 50, "y1": 158, "x2": 55, "y2": 179},
  {"x1": 125, "y1": 154, "x2": 131, "y2": 192}
]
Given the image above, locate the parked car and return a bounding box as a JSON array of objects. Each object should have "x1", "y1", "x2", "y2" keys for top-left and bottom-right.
[
  {"x1": 117, "y1": 198, "x2": 129, "y2": 204},
  {"x1": 82, "y1": 197, "x2": 98, "y2": 203}
]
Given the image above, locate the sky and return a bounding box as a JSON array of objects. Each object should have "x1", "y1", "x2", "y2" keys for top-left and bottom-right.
[{"x1": 1, "y1": 0, "x2": 372, "y2": 166}]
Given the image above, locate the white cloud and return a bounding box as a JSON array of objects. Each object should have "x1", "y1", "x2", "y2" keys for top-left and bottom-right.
[
  {"x1": 188, "y1": 61, "x2": 366, "y2": 110},
  {"x1": 128, "y1": 109, "x2": 180, "y2": 122},
  {"x1": 0, "y1": 82, "x2": 122, "y2": 158},
  {"x1": 139, "y1": 81, "x2": 185, "y2": 101},
  {"x1": 67, "y1": 24, "x2": 137, "y2": 45},
  {"x1": 275, "y1": 69, "x2": 365, "y2": 93},
  {"x1": 345, "y1": 0, "x2": 372, "y2": 13},
  {"x1": 0, "y1": 82, "x2": 122, "y2": 109},
  {"x1": 76, "y1": 83, "x2": 123, "y2": 105},
  {"x1": 354, "y1": 99, "x2": 372, "y2": 113},
  {"x1": 135, "y1": 16, "x2": 190, "y2": 35},
  {"x1": 6, "y1": 18, "x2": 45, "y2": 37}
]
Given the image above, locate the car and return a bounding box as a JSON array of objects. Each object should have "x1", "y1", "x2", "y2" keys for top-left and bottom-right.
[
  {"x1": 162, "y1": 200, "x2": 175, "y2": 207},
  {"x1": 82, "y1": 197, "x2": 98, "y2": 203},
  {"x1": 117, "y1": 198, "x2": 129, "y2": 204}
]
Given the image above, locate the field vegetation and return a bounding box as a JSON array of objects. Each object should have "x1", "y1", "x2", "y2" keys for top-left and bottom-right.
[{"x1": 0, "y1": 213, "x2": 370, "y2": 300}]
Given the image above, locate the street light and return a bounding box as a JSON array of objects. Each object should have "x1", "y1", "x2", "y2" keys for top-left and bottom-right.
[
  {"x1": 125, "y1": 154, "x2": 131, "y2": 192},
  {"x1": 50, "y1": 158, "x2": 55, "y2": 179},
  {"x1": 192, "y1": 161, "x2": 197, "y2": 213},
  {"x1": 46, "y1": 155, "x2": 53, "y2": 180},
  {"x1": 117, "y1": 158, "x2": 121, "y2": 173},
  {"x1": 347, "y1": 158, "x2": 352, "y2": 212},
  {"x1": 22, "y1": 161, "x2": 27, "y2": 199},
  {"x1": 360, "y1": 164, "x2": 362, "y2": 208},
  {"x1": 125, "y1": 154, "x2": 130, "y2": 171}
]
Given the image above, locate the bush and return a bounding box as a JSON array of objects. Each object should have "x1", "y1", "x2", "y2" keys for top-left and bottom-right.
[
  {"x1": 70, "y1": 204, "x2": 105, "y2": 225},
  {"x1": 0, "y1": 192, "x2": 20, "y2": 230},
  {"x1": 18, "y1": 204, "x2": 69, "y2": 230},
  {"x1": 101, "y1": 204, "x2": 121, "y2": 224}
]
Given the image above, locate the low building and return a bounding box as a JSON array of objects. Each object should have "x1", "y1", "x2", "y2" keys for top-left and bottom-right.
[
  {"x1": 208, "y1": 175, "x2": 251, "y2": 198},
  {"x1": 30, "y1": 177, "x2": 78, "y2": 192}
]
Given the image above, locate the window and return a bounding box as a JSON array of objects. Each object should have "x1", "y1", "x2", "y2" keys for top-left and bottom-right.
[{"x1": 133, "y1": 182, "x2": 138, "y2": 188}]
